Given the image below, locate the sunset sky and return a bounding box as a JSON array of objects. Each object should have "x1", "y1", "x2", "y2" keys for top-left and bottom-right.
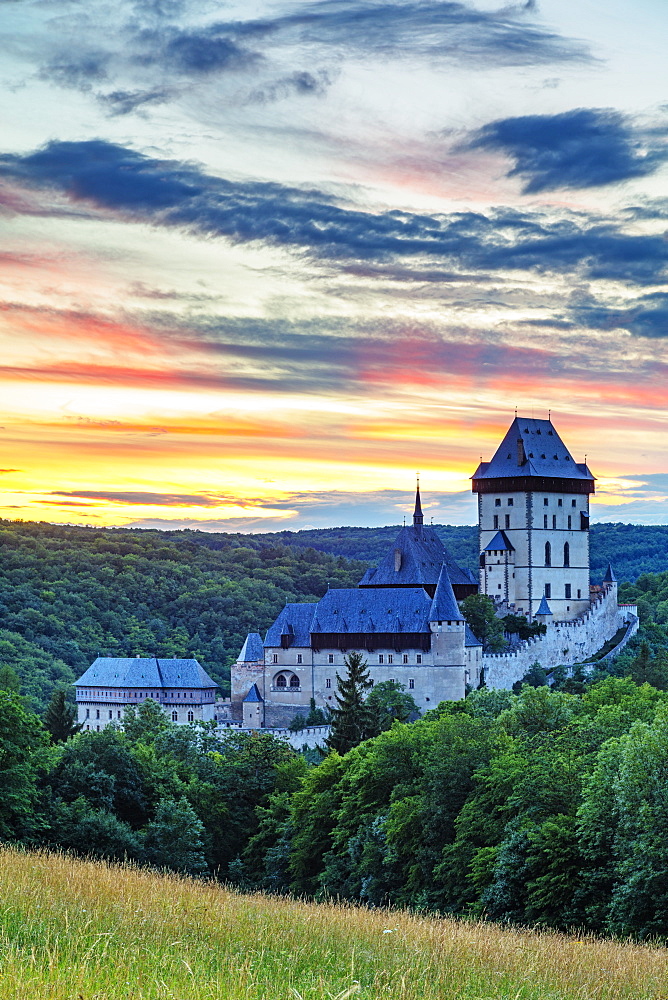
[{"x1": 1, "y1": 0, "x2": 667, "y2": 532}]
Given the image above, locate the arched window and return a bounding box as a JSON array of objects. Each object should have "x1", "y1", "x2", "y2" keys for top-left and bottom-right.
[
  {"x1": 276, "y1": 674, "x2": 287, "y2": 687},
  {"x1": 187, "y1": 710, "x2": 194, "y2": 722},
  {"x1": 171, "y1": 710, "x2": 178, "y2": 722},
  {"x1": 563, "y1": 542, "x2": 570, "y2": 567},
  {"x1": 545, "y1": 541, "x2": 551, "y2": 567},
  {"x1": 289, "y1": 674, "x2": 300, "y2": 688}
]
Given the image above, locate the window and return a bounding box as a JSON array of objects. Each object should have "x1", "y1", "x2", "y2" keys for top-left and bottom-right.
[
  {"x1": 297, "y1": 653, "x2": 302, "y2": 664},
  {"x1": 108, "y1": 710, "x2": 112, "y2": 719},
  {"x1": 545, "y1": 541, "x2": 551, "y2": 566},
  {"x1": 572, "y1": 499, "x2": 577, "y2": 507},
  {"x1": 564, "y1": 542, "x2": 570, "y2": 567},
  {"x1": 289, "y1": 674, "x2": 300, "y2": 688},
  {"x1": 544, "y1": 515, "x2": 548, "y2": 528},
  {"x1": 117, "y1": 711, "x2": 121, "y2": 719},
  {"x1": 378, "y1": 654, "x2": 384, "y2": 664},
  {"x1": 544, "y1": 584, "x2": 551, "y2": 598},
  {"x1": 276, "y1": 674, "x2": 287, "y2": 687},
  {"x1": 416, "y1": 654, "x2": 422, "y2": 664},
  {"x1": 409, "y1": 679, "x2": 415, "y2": 689},
  {"x1": 505, "y1": 514, "x2": 510, "y2": 529},
  {"x1": 493, "y1": 515, "x2": 499, "y2": 529},
  {"x1": 96, "y1": 709, "x2": 100, "y2": 719},
  {"x1": 567, "y1": 515, "x2": 572, "y2": 529},
  {"x1": 507, "y1": 498, "x2": 514, "y2": 506},
  {"x1": 403, "y1": 654, "x2": 408, "y2": 664},
  {"x1": 552, "y1": 515, "x2": 557, "y2": 529},
  {"x1": 326, "y1": 678, "x2": 331, "y2": 689},
  {"x1": 272, "y1": 654, "x2": 278, "y2": 664},
  {"x1": 388, "y1": 655, "x2": 393, "y2": 664},
  {"x1": 495, "y1": 498, "x2": 501, "y2": 506},
  {"x1": 187, "y1": 711, "x2": 194, "y2": 722},
  {"x1": 171, "y1": 711, "x2": 178, "y2": 722},
  {"x1": 558, "y1": 498, "x2": 563, "y2": 507},
  {"x1": 577, "y1": 589, "x2": 581, "y2": 599},
  {"x1": 328, "y1": 654, "x2": 334, "y2": 664},
  {"x1": 565, "y1": 584, "x2": 572, "y2": 599},
  {"x1": 85, "y1": 709, "x2": 90, "y2": 719},
  {"x1": 544, "y1": 498, "x2": 549, "y2": 506}
]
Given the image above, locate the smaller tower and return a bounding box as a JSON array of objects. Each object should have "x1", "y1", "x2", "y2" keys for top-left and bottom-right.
[
  {"x1": 428, "y1": 566, "x2": 466, "y2": 701},
  {"x1": 535, "y1": 595, "x2": 553, "y2": 626},
  {"x1": 243, "y1": 683, "x2": 264, "y2": 728}
]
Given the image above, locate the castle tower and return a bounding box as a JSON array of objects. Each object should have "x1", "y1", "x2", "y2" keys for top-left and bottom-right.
[{"x1": 472, "y1": 416, "x2": 594, "y2": 621}]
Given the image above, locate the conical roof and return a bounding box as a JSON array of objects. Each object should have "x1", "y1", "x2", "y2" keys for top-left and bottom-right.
[
  {"x1": 243, "y1": 683, "x2": 264, "y2": 703},
  {"x1": 237, "y1": 632, "x2": 264, "y2": 662},
  {"x1": 429, "y1": 565, "x2": 464, "y2": 622},
  {"x1": 536, "y1": 595, "x2": 553, "y2": 616},
  {"x1": 603, "y1": 562, "x2": 616, "y2": 583}
]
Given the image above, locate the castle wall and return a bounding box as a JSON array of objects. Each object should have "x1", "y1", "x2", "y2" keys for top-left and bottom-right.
[{"x1": 482, "y1": 584, "x2": 638, "y2": 689}]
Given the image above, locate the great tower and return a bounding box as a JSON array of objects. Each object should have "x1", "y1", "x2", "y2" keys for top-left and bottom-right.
[{"x1": 472, "y1": 417, "x2": 594, "y2": 621}]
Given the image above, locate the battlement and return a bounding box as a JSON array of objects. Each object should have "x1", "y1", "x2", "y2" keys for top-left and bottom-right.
[{"x1": 482, "y1": 584, "x2": 638, "y2": 687}]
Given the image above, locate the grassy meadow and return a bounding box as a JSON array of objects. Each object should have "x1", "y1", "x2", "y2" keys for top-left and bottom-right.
[{"x1": 1, "y1": 848, "x2": 668, "y2": 999}]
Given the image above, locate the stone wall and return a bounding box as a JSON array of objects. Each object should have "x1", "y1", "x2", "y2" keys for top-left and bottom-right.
[{"x1": 482, "y1": 584, "x2": 639, "y2": 689}]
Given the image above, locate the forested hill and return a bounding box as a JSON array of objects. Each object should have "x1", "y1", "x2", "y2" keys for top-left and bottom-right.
[
  {"x1": 257, "y1": 522, "x2": 668, "y2": 585},
  {"x1": 1, "y1": 518, "x2": 667, "y2": 712},
  {"x1": 0, "y1": 520, "x2": 366, "y2": 711}
]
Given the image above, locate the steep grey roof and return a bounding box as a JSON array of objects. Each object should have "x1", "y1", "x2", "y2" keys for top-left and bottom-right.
[
  {"x1": 473, "y1": 418, "x2": 594, "y2": 483},
  {"x1": 465, "y1": 624, "x2": 482, "y2": 647},
  {"x1": 237, "y1": 632, "x2": 264, "y2": 662},
  {"x1": 75, "y1": 657, "x2": 218, "y2": 689},
  {"x1": 358, "y1": 523, "x2": 471, "y2": 589},
  {"x1": 264, "y1": 603, "x2": 316, "y2": 647},
  {"x1": 536, "y1": 596, "x2": 553, "y2": 616},
  {"x1": 429, "y1": 566, "x2": 464, "y2": 622},
  {"x1": 311, "y1": 587, "x2": 433, "y2": 634},
  {"x1": 243, "y1": 683, "x2": 263, "y2": 703},
  {"x1": 603, "y1": 562, "x2": 616, "y2": 583},
  {"x1": 484, "y1": 530, "x2": 514, "y2": 552}
]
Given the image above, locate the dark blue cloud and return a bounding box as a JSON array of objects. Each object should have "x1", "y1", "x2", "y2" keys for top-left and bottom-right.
[
  {"x1": 1, "y1": 139, "x2": 667, "y2": 287},
  {"x1": 570, "y1": 292, "x2": 668, "y2": 338},
  {"x1": 39, "y1": 51, "x2": 110, "y2": 91},
  {"x1": 465, "y1": 108, "x2": 668, "y2": 192}
]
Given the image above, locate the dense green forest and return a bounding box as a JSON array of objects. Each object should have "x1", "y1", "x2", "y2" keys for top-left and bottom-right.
[
  {"x1": 1, "y1": 518, "x2": 668, "y2": 712},
  {"x1": 0, "y1": 520, "x2": 365, "y2": 710},
  {"x1": 262, "y1": 521, "x2": 668, "y2": 584}
]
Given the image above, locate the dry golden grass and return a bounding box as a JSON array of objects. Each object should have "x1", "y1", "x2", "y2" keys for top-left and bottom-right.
[{"x1": 0, "y1": 846, "x2": 667, "y2": 999}]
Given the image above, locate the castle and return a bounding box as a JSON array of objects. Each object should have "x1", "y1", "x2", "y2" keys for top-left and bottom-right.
[{"x1": 233, "y1": 416, "x2": 638, "y2": 727}]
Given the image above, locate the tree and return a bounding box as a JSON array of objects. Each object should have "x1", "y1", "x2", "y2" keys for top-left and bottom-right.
[
  {"x1": 512, "y1": 661, "x2": 547, "y2": 694},
  {"x1": 43, "y1": 688, "x2": 82, "y2": 743},
  {"x1": 326, "y1": 651, "x2": 376, "y2": 754},
  {"x1": 460, "y1": 595, "x2": 506, "y2": 652},
  {"x1": 0, "y1": 691, "x2": 50, "y2": 842},
  {"x1": 366, "y1": 680, "x2": 419, "y2": 732},
  {"x1": 629, "y1": 641, "x2": 668, "y2": 691},
  {"x1": 143, "y1": 796, "x2": 208, "y2": 876},
  {"x1": 501, "y1": 614, "x2": 546, "y2": 641},
  {"x1": 0, "y1": 664, "x2": 21, "y2": 695}
]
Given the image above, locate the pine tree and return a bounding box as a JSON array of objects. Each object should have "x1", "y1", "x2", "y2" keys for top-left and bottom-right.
[
  {"x1": 326, "y1": 651, "x2": 376, "y2": 754},
  {"x1": 43, "y1": 688, "x2": 82, "y2": 743}
]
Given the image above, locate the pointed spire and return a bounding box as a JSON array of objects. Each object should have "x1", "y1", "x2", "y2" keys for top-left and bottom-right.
[
  {"x1": 603, "y1": 562, "x2": 616, "y2": 584},
  {"x1": 429, "y1": 565, "x2": 464, "y2": 622},
  {"x1": 413, "y1": 474, "x2": 424, "y2": 527},
  {"x1": 536, "y1": 595, "x2": 553, "y2": 617}
]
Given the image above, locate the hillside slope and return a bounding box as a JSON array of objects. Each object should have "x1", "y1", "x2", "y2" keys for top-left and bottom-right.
[{"x1": 1, "y1": 847, "x2": 666, "y2": 1000}]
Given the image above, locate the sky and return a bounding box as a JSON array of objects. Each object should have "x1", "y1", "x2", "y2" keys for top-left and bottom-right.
[{"x1": 1, "y1": 0, "x2": 667, "y2": 533}]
